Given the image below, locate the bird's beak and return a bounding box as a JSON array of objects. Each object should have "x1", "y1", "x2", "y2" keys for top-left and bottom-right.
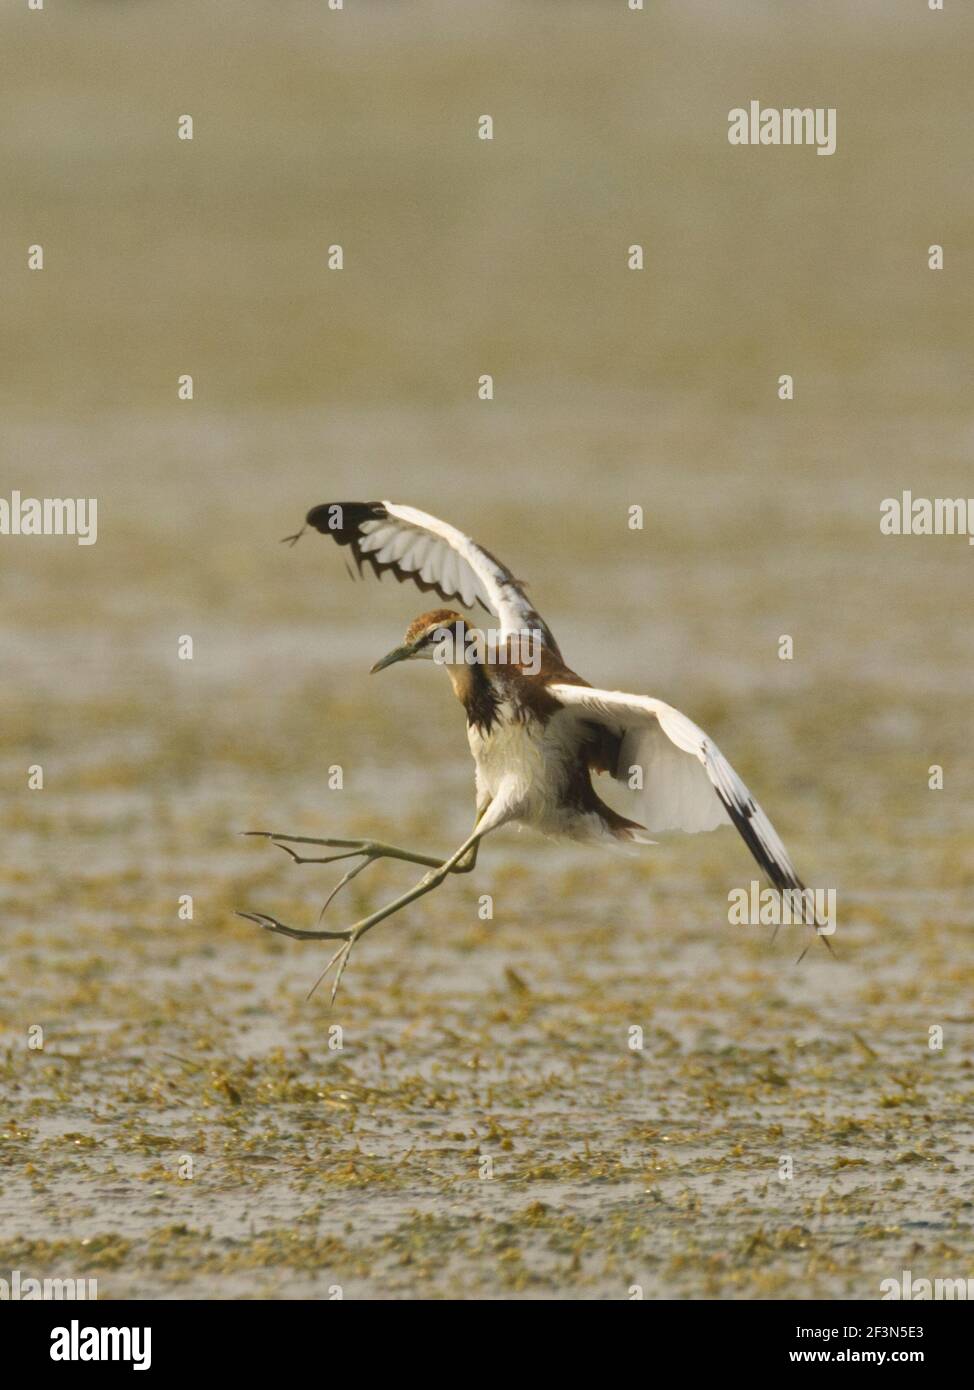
[{"x1": 370, "y1": 642, "x2": 414, "y2": 674}]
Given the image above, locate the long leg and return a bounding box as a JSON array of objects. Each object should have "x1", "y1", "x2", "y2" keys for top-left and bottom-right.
[
  {"x1": 245, "y1": 809, "x2": 486, "y2": 915},
  {"x1": 309, "y1": 824, "x2": 488, "y2": 1001},
  {"x1": 244, "y1": 831, "x2": 446, "y2": 868},
  {"x1": 239, "y1": 802, "x2": 503, "y2": 1001}
]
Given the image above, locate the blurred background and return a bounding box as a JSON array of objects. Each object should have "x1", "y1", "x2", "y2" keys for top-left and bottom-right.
[{"x1": 1, "y1": 0, "x2": 972, "y2": 1300}]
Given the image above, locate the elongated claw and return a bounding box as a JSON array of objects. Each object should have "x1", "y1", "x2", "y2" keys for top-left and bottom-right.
[
  {"x1": 307, "y1": 935, "x2": 359, "y2": 1003},
  {"x1": 244, "y1": 832, "x2": 378, "y2": 849},
  {"x1": 317, "y1": 856, "x2": 374, "y2": 919},
  {"x1": 327, "y1": 938, "x2": 357, "y2": 1003},
  {"x1": 243, "y1": 830, "x2": 447, "y2": 917},
  {"x1": 243, "y1": 831, "x2": 374, "y2": 866},
  {"x1": 239, "y1": 820, "x2": 487, "y2": 1005},
  {"x1": 236, "y1": 910, "x2": 352, "y2": 942},
  {"x1": 236, "y1": 912, "x2": 360, "y2": 1003}
]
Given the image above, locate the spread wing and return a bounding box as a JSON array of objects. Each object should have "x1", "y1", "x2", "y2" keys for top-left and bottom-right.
[
  {"x1": 299, "y1": 501, "x2": 562, "y2": 657},
  {"x1": 549, "y1": 682, "x2": 806, "y2": 896}
]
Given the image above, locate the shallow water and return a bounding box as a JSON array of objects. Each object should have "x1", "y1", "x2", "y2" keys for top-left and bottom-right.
[{"x1": 2, "y1": 400, "x2": 972, "y2": 1298}]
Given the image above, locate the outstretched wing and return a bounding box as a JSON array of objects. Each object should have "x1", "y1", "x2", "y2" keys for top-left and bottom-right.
[
  {"x1": 300, "y1": 501, "x2": 562, "y2": 657},
  {"x1": 549, "y1": 683, "x2": 805, "y2": 895}
]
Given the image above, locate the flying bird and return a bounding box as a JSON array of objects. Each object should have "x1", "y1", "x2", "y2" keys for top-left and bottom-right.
[{"x1": 240, "y1": 501, "x2": 825, "y2": 999}]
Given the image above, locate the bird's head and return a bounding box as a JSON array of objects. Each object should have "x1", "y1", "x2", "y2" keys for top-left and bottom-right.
[{"x1": 370, "y1": 609, "x2": 473, "y2": 673}]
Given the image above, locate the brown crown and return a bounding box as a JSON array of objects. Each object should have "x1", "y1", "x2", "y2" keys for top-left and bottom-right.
[{"x1": 404, "y1": 609, "x2": 467, "y2": 645}]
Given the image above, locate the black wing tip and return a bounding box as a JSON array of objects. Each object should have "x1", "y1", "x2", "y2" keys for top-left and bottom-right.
[
  {"x1": 305, "y1": 502, "x2": 387, "y2": 543},
  {"x1": 717, "y1": 790, "x2": 796, "y2": 894},
  {"x1": 718, "y1": 790, "x2": 832, "y2": 943}
]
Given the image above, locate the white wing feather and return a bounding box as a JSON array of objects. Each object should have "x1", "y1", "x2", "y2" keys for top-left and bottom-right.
[
  {"x1": 549, "y1": 683, "x2": 804, "y2": 892},
  {"x1": 305, "y1": 501, "x2": 561, "y2": 656}
]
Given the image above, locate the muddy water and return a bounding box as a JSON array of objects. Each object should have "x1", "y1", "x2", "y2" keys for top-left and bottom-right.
[{"x1": 1, "y1": 403, "x2": 972, "y2": 1299}]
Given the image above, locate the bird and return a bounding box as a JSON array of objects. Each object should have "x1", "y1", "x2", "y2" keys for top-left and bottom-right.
[{"x1": 239, "y1": 500, "x2": 827, "y2": 1000}]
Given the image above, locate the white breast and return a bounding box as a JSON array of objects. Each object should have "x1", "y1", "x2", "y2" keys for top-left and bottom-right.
[
  {"x1": 467, "y1": 701, "x2": 544, "y2": 807},
  {"x1": 467, "y1": 705, "x2": 598, "y2": 838}
]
